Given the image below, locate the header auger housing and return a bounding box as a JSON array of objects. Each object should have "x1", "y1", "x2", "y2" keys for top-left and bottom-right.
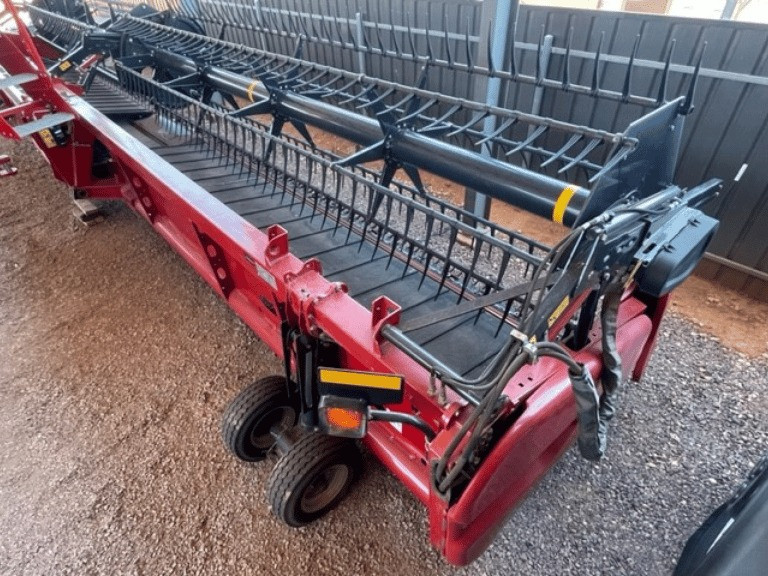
[{"x1": 1, "y1": 0, "x2": 718, "y2": 564}]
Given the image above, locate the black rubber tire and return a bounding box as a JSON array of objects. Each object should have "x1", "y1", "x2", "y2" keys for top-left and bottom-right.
[
  {"x1": 266, "y1": 433, "x2": 362, "y2": 527},
  {"x1": 220, "y1": 375, "x2": 297, "y2": 462}
]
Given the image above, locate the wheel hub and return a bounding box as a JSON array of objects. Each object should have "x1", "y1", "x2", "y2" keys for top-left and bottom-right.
[{"x1": 299, "y1": 464, "x2": 350, "y2": 514}]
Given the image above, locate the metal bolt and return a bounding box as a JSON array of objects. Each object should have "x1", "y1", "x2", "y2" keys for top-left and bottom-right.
[{"x1": 428, "y1": 370, "x2": 436, "y2": 396}]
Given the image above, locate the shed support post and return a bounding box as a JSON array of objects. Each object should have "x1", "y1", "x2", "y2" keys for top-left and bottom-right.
[{"x1": 463, "y1": 0, "x2": 520, "y2": 225}]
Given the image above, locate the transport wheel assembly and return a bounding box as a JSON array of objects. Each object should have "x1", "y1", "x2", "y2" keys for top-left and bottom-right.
[
  {"x1": 266, "y1": 432, "x2": 362, "y2": 526},
  {"x1": 220, "y1": 375, "x2": 297, "y2": 462}
]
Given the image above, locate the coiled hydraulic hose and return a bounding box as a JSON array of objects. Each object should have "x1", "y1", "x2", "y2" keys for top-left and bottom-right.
[{"x1": 434, "y1": 289, "x2": 626, "y2": 492}]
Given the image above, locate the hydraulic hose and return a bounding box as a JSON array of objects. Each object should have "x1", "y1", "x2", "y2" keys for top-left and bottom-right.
[
  {"x1": 435, "y1": 347, "x2": 528, "y2": 494},
  {"x1": 433, "y1": 335, "x2": 622, "y2": 494},
  {"x1": 542, "y1": 284, "x2": 623, "y2": 462},
  {"x1": 597, "y1": 284, "x2": 624, "y2": 444}
]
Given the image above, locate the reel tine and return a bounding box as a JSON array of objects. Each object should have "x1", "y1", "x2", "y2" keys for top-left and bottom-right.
[
  {"x1": 656, "y1": 39, "x2": 676, "y2": 105},
  {"x1": 374, "y1": 21, "x2": 386, "y2": 54},
  {"x1": 406, "y1": 16, "x2": 417, "y2": 59},
  {"x1": 591, "y1": 31, "x2": 605, "y2": 94},
  {"x1": 443, "y1": 14, "x2": 453, "y2": 66},
  {"x1": 622, "y1": 33, "x2": 641, "y2": 101},
  {"x1": 485, "y1": 21, "x2": 496, "y2": 75},
  {"x1": 464, "y1": 18, "x2": 473, "y2": 72},
  {"x1": 390, "y1": 21, "x2": 401, "y2": 57},
  {"x1": 681, "y1": 41, "x2": 706, "y2": 115},
  {"x1": 562, "y1": 26, "x2": 573, "y2": 89},
  {"x1": 535, "y1": 25, "x2": 545, "y2": 84}
]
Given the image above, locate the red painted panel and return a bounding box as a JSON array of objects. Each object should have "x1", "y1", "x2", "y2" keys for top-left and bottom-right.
[{"x1": 440, "y1": 313, "x2": 652, "y2": 565}]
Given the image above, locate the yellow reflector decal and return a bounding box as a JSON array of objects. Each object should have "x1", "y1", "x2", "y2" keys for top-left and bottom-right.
[
  {"x1": 552, "y1": 185, "x2": 578, "y2": 224},
  {"x1": 246, "y1": 79, "x2": 260, "y2": 103},
  {"x1": 319, "y1": 369, "x2": 402, "y2": 391}
]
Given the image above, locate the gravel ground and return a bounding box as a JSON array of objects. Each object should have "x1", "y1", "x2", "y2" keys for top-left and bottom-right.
[{"x1": 1, "y1": 138, "x2": 767, "y2": 575}]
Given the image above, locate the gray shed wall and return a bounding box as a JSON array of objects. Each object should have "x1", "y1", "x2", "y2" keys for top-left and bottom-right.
[{"x1": 122, "y1": 0, "x2": 768, "y2": 296}]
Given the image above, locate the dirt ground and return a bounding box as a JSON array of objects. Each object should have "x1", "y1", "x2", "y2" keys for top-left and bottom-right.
[
  {"x1": 1, "y1": 136, "x2": 766, "y2": 575},
  {"x1": 0, "y1": 139, "x2": 441, "y2": 575}
]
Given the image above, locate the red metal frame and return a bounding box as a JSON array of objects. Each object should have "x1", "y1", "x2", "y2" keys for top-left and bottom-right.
[{"x1": 0, "y1": 3, "x2": 660, "y2": 565}]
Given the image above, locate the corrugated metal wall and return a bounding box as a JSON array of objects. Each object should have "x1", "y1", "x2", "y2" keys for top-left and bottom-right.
[
  {"x1": 180, "y1": 0, "x2": 768, "y2": 296},
  {"x1": 513, "y1": 7, "x2": 768, "y2": 298}
]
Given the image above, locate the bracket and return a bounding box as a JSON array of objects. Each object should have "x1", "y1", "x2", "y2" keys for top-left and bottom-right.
[
  {"x1": 265, "y1": 224, "x2": 288, "y2": 260},
  {"x1": 371, "y1": 295, "x2": 401, "y2": 342},
  {"x1": 0, "y1": 154, "x2": 17, "y2": 177}
]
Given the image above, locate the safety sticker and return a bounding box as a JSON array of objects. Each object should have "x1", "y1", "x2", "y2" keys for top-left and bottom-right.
[
  {"x1": 37, "y1": 129, "x2": 57, "y2": 148},
  {"x1": 547, "y1": 296, "x2": 570, "y2": 327},
  {"x1": 256, "y1": 263, "x2": 277, "y2": 290}
]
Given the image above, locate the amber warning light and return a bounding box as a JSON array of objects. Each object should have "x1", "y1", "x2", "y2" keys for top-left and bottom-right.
[{"x1": 318, "y1": 395, "x2": 368, "y2": 438}]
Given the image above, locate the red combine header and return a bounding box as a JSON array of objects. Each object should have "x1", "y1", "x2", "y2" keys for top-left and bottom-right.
[{"x1": 0, "y1": 0, "x2": 719, "y2": 564}]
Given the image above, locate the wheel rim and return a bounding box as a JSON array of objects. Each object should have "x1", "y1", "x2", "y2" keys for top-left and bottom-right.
[
  {"x1": 249, "y1": 406, "x2": 295, "y2": 451},
  {"x1": 299, "y1": 464, "x2": 350, "y2": 514}
]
